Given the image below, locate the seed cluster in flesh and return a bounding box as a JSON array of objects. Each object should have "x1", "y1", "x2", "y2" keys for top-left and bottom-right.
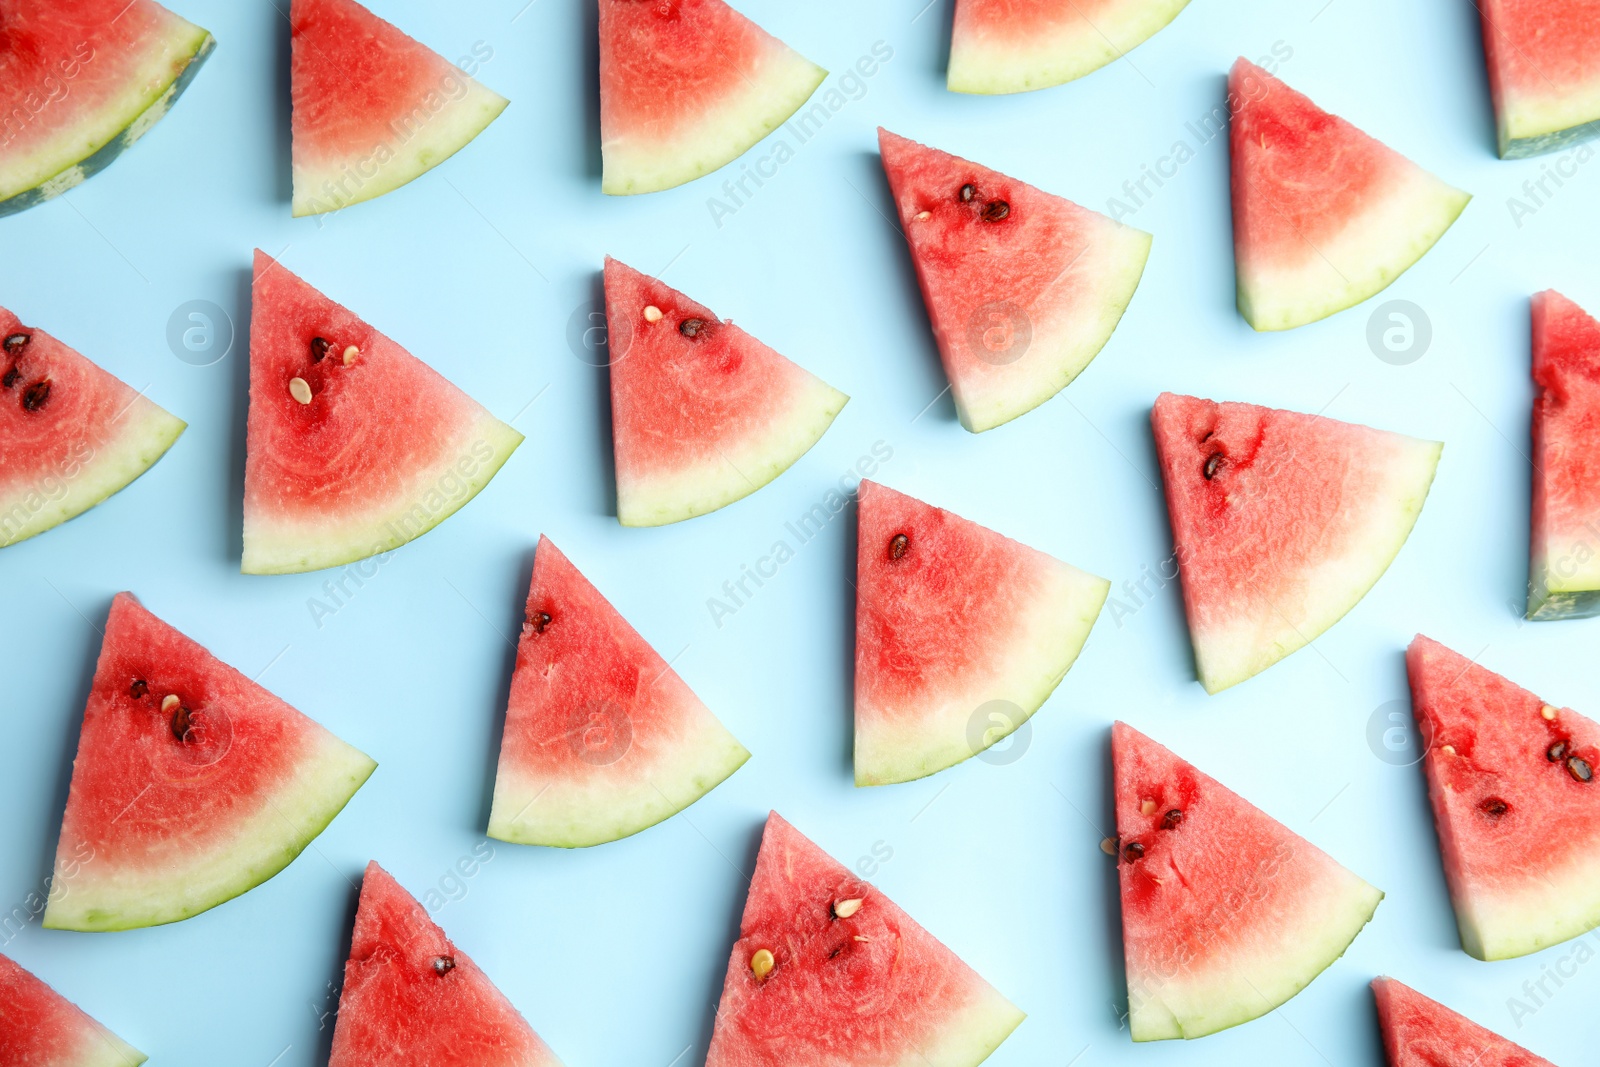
[
  {"x1": 2, "y1": 331, "x2": 52, "y2": 413},
  {"x1": 287, "y1": 334, "x2": 362, "y2": 405}
]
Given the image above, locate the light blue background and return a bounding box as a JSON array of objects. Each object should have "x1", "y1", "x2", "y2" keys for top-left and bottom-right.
[{"x1": 3, "y1": 0, "x2": 1599, "y2": 1064}]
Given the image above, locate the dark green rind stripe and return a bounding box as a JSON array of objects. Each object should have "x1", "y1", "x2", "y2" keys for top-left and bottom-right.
[{"x1": 1501, "y1": 119, "x2": 1600, "y2": 160}]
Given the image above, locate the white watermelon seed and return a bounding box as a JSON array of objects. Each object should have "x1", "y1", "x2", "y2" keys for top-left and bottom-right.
[
  {"x1": 914, "y1": 211, "x2": 931, "y2": 221},
  {"x1": 342, "y1": 345, "x2": 360, "y2": 366},
  {"x1": 1441, "y1": 745, "x2": 1457, "y2": 757},
  {"x1": 1140, "y1": 799, "x2": 1157, "y2": 816},
  {"x1": 160, "y1": 694, "x2": 180, "y2": 713},
  {"x1": 1100, "y1": 837, "x2": 1117, "y2": 855},
  {"x1": 833, "y1": 898, "x2": 863, "y2": 919},
  {"x1": 643, "y1": 305, "x2": 663, "y2": 323},
  {"x1": 1542, "y1": 704, "x2": 1558, "y2": 720},
  {"x1": 750, "y1": 948, "x2": 775, "y2": 980},
  {"x1": 289, "y1": 377, "x2": 313, "y2": 405},
  {"x1": 853, "y1": 935, "x2": 871, "y2": 943}
]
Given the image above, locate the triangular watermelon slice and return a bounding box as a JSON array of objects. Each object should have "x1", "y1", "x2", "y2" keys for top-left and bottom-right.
[
  {"x1": 1480, "y1": 0, "x2": 1600, "y2": 158},
  {"x1": 603, "y1": 257, "x2": 847, "y2": 526},
  {"x1": 0, "y1": 0, "x2": 214, "y2": 217},
  {"x1": 0, "y1": 952, "x2": 145, "y2": 1067},
  {"x1": 1229, "y1": 58, "x2": 1470, "y2": 331},
  {"x1": 854, "y1": 480, "x2": 1109, "y2": 786},
  {"x1": 598, "y1": 0, "x2": 826, "y2": 195},
  {"x1": 1529, "y1": 289, "x2": 1600, "y2": 619},
  {"x1": 290, "y1": 0, "x2": 508, "y2": 216},
  {"x1": 1151, "y1": 392, "x2": 1440, "y2": 694},
  {"x1": 42, "y1": 593, "x2": 375, "y2": 932},
  {"x1": 1112, "y1": 723, "x2": 1381, "y2": 1041},
  {"x1": 705, "y1": 812, "x2": 1024, "y2": 1066},
  {"x1": 948, "y1": 0, "x2": 1191, "y2": 94},
  {"x1": 243, "y1": 249, "x2": 522, "y2": 574},
  {"x1": 1373, "y1": 978, "x2": 1558, "y2": 1066},
  {"x1": 1406, "y1": 636, "x2": 1600, "y2": 960},
  {"x1": 329, "y1": 862, "x2": 564, "y2": 1067},
  {"x1": 878, "y1": 129, "x2": 1151, "y2": 433},
  {"x1": 1, "y1": 307, "x2": 185, "y2": 550},
  {"x1": 489, "y1": 536, "x2": 749, "y2": 847}
]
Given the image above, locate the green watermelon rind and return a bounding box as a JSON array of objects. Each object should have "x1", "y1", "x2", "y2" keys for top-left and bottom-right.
[
  {"x1": 947, "y1": 0, "x2": 1191, "y2": 95},
  {"x1": 0, "y1": 24, "x2": 215, "y2": 218},
  {"x1": 908, "y1": 981, "x2": 1026, "y2": 1065},
  {"x1": 42, "y1": 735, "x2": 375, "y2": 932},
  {"x1": 1496, "y1": 93, "x2": 1600, "y2": 159},
  {"x1": 0, "y1": 401, "x2": 185, "y2": 550},
  {"x1": 69, "y1": 1027, "x2": 148, "y2": 1067},
  {"x1": 1446, "y1": 820, "x2": 1600, "y2": 961}
]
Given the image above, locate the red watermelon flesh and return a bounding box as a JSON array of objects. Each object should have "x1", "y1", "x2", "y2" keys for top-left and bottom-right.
[
  {"x1": 948, "y1": 0, "x2": 1191, "y2": 94},
  {"x1": 603, "y1": 257, "x2": 846, "y2": 526},
  {"x1": 1229, "y1": 59, "x2": 1469, "y2": 331},
  {"x1": 1406, "y1": 636, "x2": 1600, "y2": 960},
  {"x1": 1373, "y1": 978, "x2": 1557, "y2": 1067},
  {"x1": 487, "y1": 536, "x2": 749, "y2": 848},
  {"x1": 1529, "y1": 290, "x2": 1600, "y2": 619},
  {"x1": 290, "y1": 0, "x2": 507, "y2": 216},
  {"x1": 1151, "y1": 392, "x2": 1440, "y2": 694},
  {"x1": 329, "y1": 862, "x2": 563, "y2": 1067},
  {"x1": 0, "y1": 953, "x2": 145, "y2": 1067},
  {"x1": 42, "y1": 593, "x2": 375, "y2": 932},
  {"x1": 0, "y1": 307, "x2": 185, "y2": 549},
  {"x1": 598, "y1": 0, "x2": 825, "y2": 194},
  {"x1": 1480, "y1": 0, "x2": 1600, "y2": 157},
  {"x1": 878, "y1": 129, "x2": 1151, "y2": 432},
  {"x1": 1113, "y1": 723, "x2": 1381, "y2": 1041},
  {"x1": 705, "y1": 812, "x2": 1024, "y2": 1067},
  {"x1": 0, "y1": 0, "x2": 213, "y2": 217},
  {"x1": 854, "y1": 480, "x2": 1109, "y2": 786},
  {"x1": 244, "y1": 250, "x2": 522, "y2": 574}
]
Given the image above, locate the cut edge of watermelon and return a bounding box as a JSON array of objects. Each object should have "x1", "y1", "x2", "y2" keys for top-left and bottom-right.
[
  {"x1": 1529, "y1": 553, "x2": 1600, "y2": 620},
  {"x1": 241, "y1": 411, "x2": 522, "y2": 575},
  {"x1": 947, "y1": 0, "x2": 1190, "y2": 95},
  {"x1": 1, "y1": 398, "x2": 185, "y2": 549},
  {"x1": 911, "y1": 980, "x2": 1027, "y2": 1064},
  {"x1": 1451, "y1": 835, "x2": 1600, "y2": 961},
  {"x1": 66, "y1": 1028, "x2": 149, "y2": 1067},
  {"x1": 42, "y1": 732, "x2": 375, "y2": 932},
  {"x1": 1493, "y1": 76, "x2": 1600, "y2": 159}
]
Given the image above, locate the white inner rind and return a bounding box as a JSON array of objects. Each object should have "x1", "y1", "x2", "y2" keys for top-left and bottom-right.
[
  {"x1": 1499, "y1": 81, "x2": 1600, "y2": 157},
  {"x1": 948, "y1": 0, "x2": 1191, "y2": 95},
  {"x1": 71, "y1": 1025, "x2": 147, "y2": 1067},
  {"x1": 899, "y1": 981, "x2": 1025, "y2": 1066},
  {"x1": 1447, "y1": 820, "x2": 1600, "y2": 960},
  {"x1": 1533, "y1": 532, "x2": 1600, "y2": 594},
  {"x1": 856, "y1": 561, "x2": 1109, "y2": 786},
  {"x1": 1191, "y1": 437, "x2": 1440, "y2": 694},
  {"x1": 1236, "y1": 164, "x2": 1470, "y2": 331}
]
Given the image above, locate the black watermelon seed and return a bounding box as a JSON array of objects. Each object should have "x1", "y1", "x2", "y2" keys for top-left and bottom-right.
[
  {"x1": 3, "y1": 332, "x2": 28, "y2": 352},
  {"x1": 679, "y1": 318, "x2": 706, "y2": 338},
  {"x1": 1, "y1": 368, "x2": 17, "y2": 389},
  {"x1": 958, "y1": 183, "x2": 976, "y2": 203},
  {"x1": 171, "y1": 705, "x2": 195, "y2": 742},
  {"x1": 432, "y1": 956, "x2": 455, "y2": 975},
  {"x1": 1161, "y1": 809, "x2": 1184, "y2": 829},
  {"x1": 1478, "y1": 796, "x2": 1509, "y2": 817},
  {"x1": 531, "y1": 611, "x2": 552, "y2": 634},
  {"x1": 1123, "y1": 841, "x2": 1145, "y2": 862},
  {"x1": 888, "y1": 534, "x2": 909, "y2": 561},
  {"x1": 129, "y1": 679, "x2": 149, "y2": 699},
  {"x1": 980, "y1": 200, "x2": 1010, "y2": 222},
  {"x1": 1568, "y1": 756, "x2": 1593, "y2": 783},
  {"x1": 310, "y1": 337, "x2": 331, "y2": 362},
  {"x1": 1548, "y1": 740, "x2": 1569, "y2": 762},
  {"x1": 20, "y1": 379, "x2": 50, "y2": 411},
  {"x1": 1203, "y1": 452, "x2": 1223, "y2": 480}
]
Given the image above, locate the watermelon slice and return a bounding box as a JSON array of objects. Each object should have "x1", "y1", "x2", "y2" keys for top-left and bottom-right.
[
  {"x1": 42, "y1": 592, "x2": 375, "y2": 932},
  {"x1": 878, "y1": 129, "x2": 1151, "y2": 433},
  {"x1": 1151, "y1": 392, "x2": 1440, "y2": 694},
  {"x1": 0, "y1": 307, "x2": 185, "y2": 550},
  {"x1": 290, "y1": 0, "x2": 508, "y2": 216},
  {"x1": 1406, "y1": 636, "x2": 1600, "y2": 960},
  {"x1": 0, "y1": 952, "x2": 145, "y2": 1067},
  {"x1": 1530, "y1": 290, "x2": 1600, "y2": 619},
  {"x1": 0, "y1": 0, "x2": 214, "y2": 217},
  {"x1": 947, "y1": 0, "x2": 1191, "y2": 94},
  {"x1": 854, "y1": 480, "x2": 1109, "y2": 786},
  {"x1": 243, "y1": 250, "x2": 522, "y2": 574},
  {"x1": 1480, "y1": 0, "x2": 1600, "y2": 158},
  {"x1": 1229, "y1": 58, "x2": 1470, "y2": 331},
  {"x1": 328, "y1": 862, "x2": 564, "y2": 1067},
  {"x1": 603, "y1": 257, "x2": 847, "y2": 526},
  {"x1": 489, "y1": 536, "x2": 749, "y2": 848},
  {"x1": 705, "y1": 812, "x2": 1024, "y2": 1067},
  {"x1": 1373, "y1": 977, "x2": 1558, "y2": 1067},
  {"x1": 598, "y1": 0, "x2": 826, "y2": 195},
  {"x1": 1113, "y1": 723, "x2": 1381, "y2": 1041}
]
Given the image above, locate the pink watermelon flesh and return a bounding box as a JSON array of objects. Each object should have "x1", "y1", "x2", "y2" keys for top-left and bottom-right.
[
  {"x1": 289, "y1": 0, "x2": 507, "y2": 216},
  {"x1": 487, "y1": 535, "x2": 749, "y2": 848},
  {"x1": 0, "y1": 307, "x2": 185, "y2": 549},
  {"x1": 1529, "y1": 290, "x2": 1600, "y2": 618},
  {"x1": 1406, "y1": 636, "x2": 1600, "y2": 960},
  {"x1": 0, "y1": 0, "x2": 213, "y2": 216},
  {"x1": 244, "y1": 249, "x2": 522, "y2": 574},
  {"x1": 878, "y1": 129, "x2": 1150, "y2": 432},
  {"x1": 42, "y1": 593, "x2": 375, "y2": 932},
  {"x1": 603, "y1": 257, "x2": 846, "y2": 526},
  {"x1": 1229, "y1": 59, "x2": 1469, "y2": 331},
  {"x1": 1113, "y1": 723, "x2": 1381, "y2": 1041},
  {"x1": 1373, "y1": 978, "x2": 1557, "y2": 1067},
  {"x1": 597, "y1": 0, "x2": 824, "y2": 194},
  {"x1": 329, "y1": 862, "x2": 562, "y2": 1067},
  {"x1": 705, "y1": 812, "x2": 1023, "y2": 1067},
  {"x1": 947, "y1": 0, "x2": 1191, "y2": 94},
  {"x1": 1480, "y1": 0, "x2": 1600, "y2": 157},
  {"x1": 854, "y1": 480, "x2": 1109, "y2": 785},
  {"x1": 1151, "y1": 392, "x2": 1440, "y2": 693},
  {"x1": 0, "y1": 953, "x2": 145, "y2": 1067}
]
